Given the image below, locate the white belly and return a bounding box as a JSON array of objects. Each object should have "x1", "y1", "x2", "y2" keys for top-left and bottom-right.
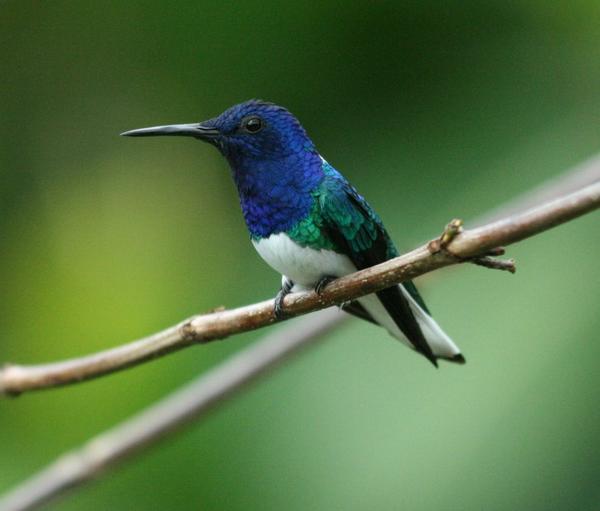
[
  {"x1": 252, "y1": 233, "x2": 356, "y2": 288},
  {"x1": 252, "y1": 233, "x2": 461, "y2": 359}
]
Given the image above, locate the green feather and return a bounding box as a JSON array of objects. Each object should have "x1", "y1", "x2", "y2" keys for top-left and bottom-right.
[{"x1": 287, "y1": 162, "x2": 431, "y2": 314}]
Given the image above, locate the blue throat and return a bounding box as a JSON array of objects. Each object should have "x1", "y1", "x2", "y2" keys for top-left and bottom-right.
[{"x1": 227, "y1": 150, "x2": 324, "y2": 239}]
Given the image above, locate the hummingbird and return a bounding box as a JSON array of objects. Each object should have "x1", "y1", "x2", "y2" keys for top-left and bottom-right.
[{"x1": 122, "y1": 100, "x2": 464, "y2": 366}]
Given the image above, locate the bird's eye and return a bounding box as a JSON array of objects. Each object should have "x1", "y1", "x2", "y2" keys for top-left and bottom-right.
[{"x1": 242, "y1": 116, "x2": 264, "y2": 134}]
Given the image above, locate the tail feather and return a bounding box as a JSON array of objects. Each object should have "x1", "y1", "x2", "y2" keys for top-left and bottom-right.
[
  {"x1": 399, "y1": 285, "x2": 463, "y2": 361},
  {"x1": 355, "y1": 286, "x2": 464, "y2": 364}
]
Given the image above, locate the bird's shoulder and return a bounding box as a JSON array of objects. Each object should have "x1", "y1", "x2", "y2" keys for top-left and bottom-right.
[
  {"x1": 313, "y1": 160, "x2": 431, "y2": 314},
  {"x1": 313, "y1": 160, "x2": 397, "y2": 264}
]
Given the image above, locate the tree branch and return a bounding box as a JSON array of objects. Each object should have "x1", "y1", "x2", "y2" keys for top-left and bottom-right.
[
  {"x1": 473, "y1": 152, "x2": 600, "y2": 226},
  {"x1": 1, "y1": 180, "x2": 598, "y2": 397},
  {"x1": 0, "y1": 309, "x2": 346, "y2": 511}
]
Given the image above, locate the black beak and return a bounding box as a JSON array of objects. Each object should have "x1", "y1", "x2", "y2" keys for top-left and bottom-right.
[{"x1": 120, "y1": 123, "x2": 220, "y2": 141}]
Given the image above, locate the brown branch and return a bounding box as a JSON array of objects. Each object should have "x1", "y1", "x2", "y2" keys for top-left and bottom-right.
[
  {"x1": 0, "y1": 309, "x2": 346, "y2": 511},
  {"x1": 473, "y1": 152, "x2": 600, "y2": 226},
  {"x1": 1, "y1": 180, "x2": 598, "y2": 397},
  {"x1": 469, "y1": 255, "x2": 516, "y2": 273}
]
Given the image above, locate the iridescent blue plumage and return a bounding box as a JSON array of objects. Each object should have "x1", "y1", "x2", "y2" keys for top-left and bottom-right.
[
  {"x1": 122, "y1": 99, "x2": 464, "y2": 366},
  {"x1": 203, "y1": 100, "x2": 324, "y2": 238}
]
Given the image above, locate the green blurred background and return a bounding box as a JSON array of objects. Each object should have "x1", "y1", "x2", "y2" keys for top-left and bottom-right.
[{"x1": 1, "y1": 1, "x2": 599, "y2": 510}]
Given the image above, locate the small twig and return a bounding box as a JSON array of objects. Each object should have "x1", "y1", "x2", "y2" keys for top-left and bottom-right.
[
  {"x1": 483, "y1": 246, "x2": 506, "y2": 257},
  {"x1": 469, "y1": 256, "x2": 516, "y2": 273},
  {"x1": 429, "y1": 219, "x2": 515, "y2": 272},
  {"x1": 0, "y1": 180, "x2": 598, "y2": 397},
  {"x1": 427, "y1": 218, "x2": 464, "y2": 252}
]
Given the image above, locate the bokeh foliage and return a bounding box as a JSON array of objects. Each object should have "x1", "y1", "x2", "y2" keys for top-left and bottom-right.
[{"x1": 1, "y1": 2, "x2": 599, "y2": 510}]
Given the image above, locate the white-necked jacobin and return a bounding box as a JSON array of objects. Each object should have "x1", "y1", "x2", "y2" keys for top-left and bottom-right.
[{"x1": 122, "y1": 100, "x2": 465, "y2": 366}]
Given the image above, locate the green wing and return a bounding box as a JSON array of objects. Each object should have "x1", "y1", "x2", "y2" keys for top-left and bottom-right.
[
  {"x1": 315, "y1": 163, "x2": 437, "y2": 365},
  {"x1": 316, "y1": 166, "x2": 430, "y2": 313}
]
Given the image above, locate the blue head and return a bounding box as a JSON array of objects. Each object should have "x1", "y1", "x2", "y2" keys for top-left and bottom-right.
[
  {"x1": 122, "y1": 100, "x2": 325, "y2": 237},
  {"x1": 204, "y1": 100, "x2": 315, "y2": 162}
]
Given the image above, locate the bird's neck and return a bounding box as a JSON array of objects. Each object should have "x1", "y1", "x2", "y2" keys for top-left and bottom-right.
[{"x1": 229, "y1": 152, "x2": 323, "y2": 239}]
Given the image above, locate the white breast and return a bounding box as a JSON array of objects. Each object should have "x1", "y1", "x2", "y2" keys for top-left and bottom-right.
[
  {"x1": 252, "y1": 233, "x2": 356, "y2": 289},
  {"x1": 253, "y1": 233, "x2": 462, "y2": 359}
]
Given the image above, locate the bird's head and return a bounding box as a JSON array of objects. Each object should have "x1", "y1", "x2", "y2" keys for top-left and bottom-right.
[{"x1": 121, "y1": 100, "x2": 316, "y2": 168}]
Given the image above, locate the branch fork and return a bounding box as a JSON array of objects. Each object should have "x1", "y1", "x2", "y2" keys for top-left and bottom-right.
[{"x1": 429, "y1": 218, "x2": 516, "y2": 273}]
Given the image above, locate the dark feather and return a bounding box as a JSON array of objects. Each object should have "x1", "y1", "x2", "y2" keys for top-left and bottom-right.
[
  {"x1": 317, "y1": 167, "x2": 437, "y2": 365},
  {"x1": 342, "y1": 301, "x2": 378, "y2": 325}
]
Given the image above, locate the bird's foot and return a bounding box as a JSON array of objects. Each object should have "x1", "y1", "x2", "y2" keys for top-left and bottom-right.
[
  {"x1": 274, "y1": 278, "x2": 294, "y2": 320},
  {"x1": 429, "y1": 219, "x2": 516, "y2": 273},
  {"x1": 315, "y1": 275, "x2": 336, "y2": 295}
]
